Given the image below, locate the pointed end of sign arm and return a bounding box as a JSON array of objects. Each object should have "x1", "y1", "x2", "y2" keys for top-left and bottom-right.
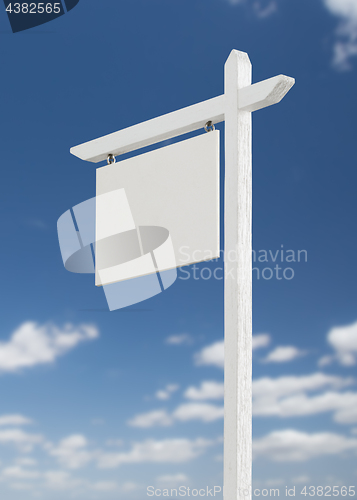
[{"x1": 238, "y1": 74, "x2": 295, "y2": 113}]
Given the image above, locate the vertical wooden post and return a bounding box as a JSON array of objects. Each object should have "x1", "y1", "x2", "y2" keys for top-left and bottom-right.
[
  {"x1": 224, "y1": 50, "x2": 253, "y2": 500},
  {"x1": 69, "y1": 49, "x2": 294, "y2": 500}
]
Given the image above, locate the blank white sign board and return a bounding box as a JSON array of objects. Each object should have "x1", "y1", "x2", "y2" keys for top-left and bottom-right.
[{"x1": 96, "y1": 130, "x2": 220, "y2": 286}]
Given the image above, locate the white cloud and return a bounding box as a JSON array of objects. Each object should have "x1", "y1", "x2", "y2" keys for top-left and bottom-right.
[
  {"x1": 1, "y1": 466, "x2": 40, "y2": 480},
  {"x1": 97, "y1": 438, "x2": 213, "y2": 469},
  {"x1": 156, "y1": 384, "x2": 179, "y2": 400},
  {"x1": 127, "y1": 394, "x2": 223, "y2": 428},
  {"x1": 184, "y1": 381, "x2": 224, "y2": 400},
  {"x1": 157, "y1": 473, "x2": 189, "y2": 487},
  {"x1": 333, "y1": 394, "x2": 357, "y2": 423},
  {"x1": 224, "y1": 0, "x2": 278, "y2": 19},
  {"x1": 128, "y1": 410, "x2": 173, "y2": 428},
  {"x1": 47, "y1": 435, "x2": 94, "y2": 469},
  {"x1": 173, "y1": 403, "x2": 224, "y2": 423},
  {"x1": 0, "y1": 322, "x2": 99, "y2": 372},
  {"x1": 0, "y1": 428, "x2": 44, "y2": 452},
  {"x1": 165, "y1": 334, "x2": 193, "y2": 345},
  {"x1": 195, "y1": 341, "x2": 224, "y2": 369},
  {"x1": 0, "y1": 415, "x2": 32, "y2": 426},
  {"x1": 317, "y1": 355, "x2": 334, "y2": 367},
  {"x1": 44, "y1": 470, "x2": 83, "y2": 490},
  {"x1": 253, "y1": 1, "x2": 277, "y2": 18},
  {"x1": 324, "y1": 0, "x2": 357, "y2": 17},
  {"x1": 324, "y1": 320, "x2": 357, "y2": 366},
  {"x1": 195, "y1": 334, "x2": 270, "y2": 369},
  {"x1": 292, "y1": 475, "x2": 311, "y2": 484},
  {"x1": 253, "y1": 372, "x2": 352, "y2": 399},
  {"x1": 322, "y1": 0, "x2": 357, "y2": 69},
  {"x1": 263, "y1": 346, "x2": 306, "y2": 363},
  {"x1": 253, "y1": 372, "x2": 356, "y2": 421},
  {"x1": 130, "y1": 373, "x2": 356, "y2": 428},
  {"x1": 252, "y1": 334, "x2": 271, "y2": 350},
  {"x1": 92, "y1": 481, "x2": 119, "y2": 491},
  {"x1": 253, "y1": 429, "x2": 357, "y2": 461},
  {"x1": 255, "y1": 390, "x2": 357, "y2": 422},
  {"x1": 128, "y1": 401, "x2": 224, "y2": 427}
]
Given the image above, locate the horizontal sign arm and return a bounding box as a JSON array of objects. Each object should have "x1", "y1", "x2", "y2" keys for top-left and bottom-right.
[
  {"x1": 70, "y1": 95, "x2": 225, "y2": 163},
  {"x1": 70, "y1": 75, "x2": 294, "y2": 163}
]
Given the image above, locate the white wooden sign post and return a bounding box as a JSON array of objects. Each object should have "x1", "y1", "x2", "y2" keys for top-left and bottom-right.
[{"x1": 71, "y1": 49, "x2": 294, "y2": 500}]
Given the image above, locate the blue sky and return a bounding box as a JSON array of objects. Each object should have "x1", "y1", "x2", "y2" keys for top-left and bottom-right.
[{"x1": 0, "y1": 0, "x2": 357, "y2": 497}]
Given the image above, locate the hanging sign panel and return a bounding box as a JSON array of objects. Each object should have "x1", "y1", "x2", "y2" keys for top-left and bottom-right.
[{"x1": 95, "y1": 130, "x2": 220, "y2": 287}]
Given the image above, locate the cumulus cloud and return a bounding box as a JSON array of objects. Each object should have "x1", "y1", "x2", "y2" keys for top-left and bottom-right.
[
  {"x1": 184, "y1": 381, "x2": 224, "y2": 400},
  {"x1": 253, "y1": 372, "x2": 357, "y2": 422},
  {"x1": 157, "y1": 473, "x2": 189, "y2": 485},
  {"x1": 194, "y1": 341, "x2": 224, "y2": 369},
  {"x1": 224, "y1": 0, "x2": 277, "y2": 18},
  {"x1": 1, "y1": 466, "x2": 40, "y2": 480},
  {"x1": 156, "y1": 384, "x2": 179, "y2": 400},
  {"x1": 173, "y1": 403, "x2": 224, "y2": 423},
  {"x1": 130, "y1": 372, "x2": 357, "y2": 428},
  {"x1": 253, "y1": 372, "x2": 352, "y2": 399},
  {"x1": 253, "y1": 1, "x2": 277, "y2": 18},
  {"x1": 0, "y1": 322, "x2": 99, "y2": 372},
  {"x1": 194, "y1": 334, "x2": 270, "y2": 369},
  {"x1": 255, "y1": 390, "x2": 357, "y2": 422},
  {"x1": 252, "y1": 334, "x2": 271, "y2": 350},
  {"x1": 128, "y1": 410, "x2": 173, "y2": 428},
  {"x1": 97, "y1": 438, "x2": 213, "y2": 469},
  {"x1": 322, "y1": 0, "x2": 357, "y2": 69},
  {"x1": 253, "y1": 429, "x2": 357, "y2": 461},
  {"x1": 44, "y1": 470, "x2": 83, "y2": 490},
  {"x1": 262, "y1": 346, "x2": 306, "y2": 363},
  {"x1": 0, "y1": 415, "x2": 32, "y2": 426},
  {"x1": 92, "y1": 481, "x2": 119, "y2": 491},
  {"x1": 292, "y1": 475, "x2": 311, "y2": 484},
  {"x1": 0, "y1": 429, "x2": 44, "y2": 452},
  {"x1": 47, "y1": 435, "x2": 95, "y2": 470},
  {"x1": 165, "y1": 334, "x2": 193, "y2": 345},
  {"x1": 128, "y1": 401, "x2": 224, "y2": 427},
  {"x1": 322, "y1": 320, "x2": 357, "y2": 366}
]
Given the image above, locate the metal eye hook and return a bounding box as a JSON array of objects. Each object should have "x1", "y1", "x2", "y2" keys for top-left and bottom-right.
[
  {"x1": 204, "y1": 121, "x2": 215, "y2": 133},
  {"x1": 107, "y1": 154, "x2": 116, "y2": 165}
]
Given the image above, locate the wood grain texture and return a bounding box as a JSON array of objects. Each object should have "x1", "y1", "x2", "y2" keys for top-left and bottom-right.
[{"x1": 224, "y1": 49, "x2": 252, "y2": 500}]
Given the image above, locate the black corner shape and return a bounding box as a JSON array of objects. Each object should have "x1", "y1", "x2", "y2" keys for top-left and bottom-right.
[{"x1": 4, "y1": 0, "x2": 80, "y2": 33}]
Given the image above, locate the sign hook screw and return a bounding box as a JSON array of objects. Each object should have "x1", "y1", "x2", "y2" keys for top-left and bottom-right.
[
  {"x1": 204, "y1": 121, "x2": 215, "y2": 132},
  {"x1": 107, "y1": 154, "x2": 116, "y2": 165}
]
